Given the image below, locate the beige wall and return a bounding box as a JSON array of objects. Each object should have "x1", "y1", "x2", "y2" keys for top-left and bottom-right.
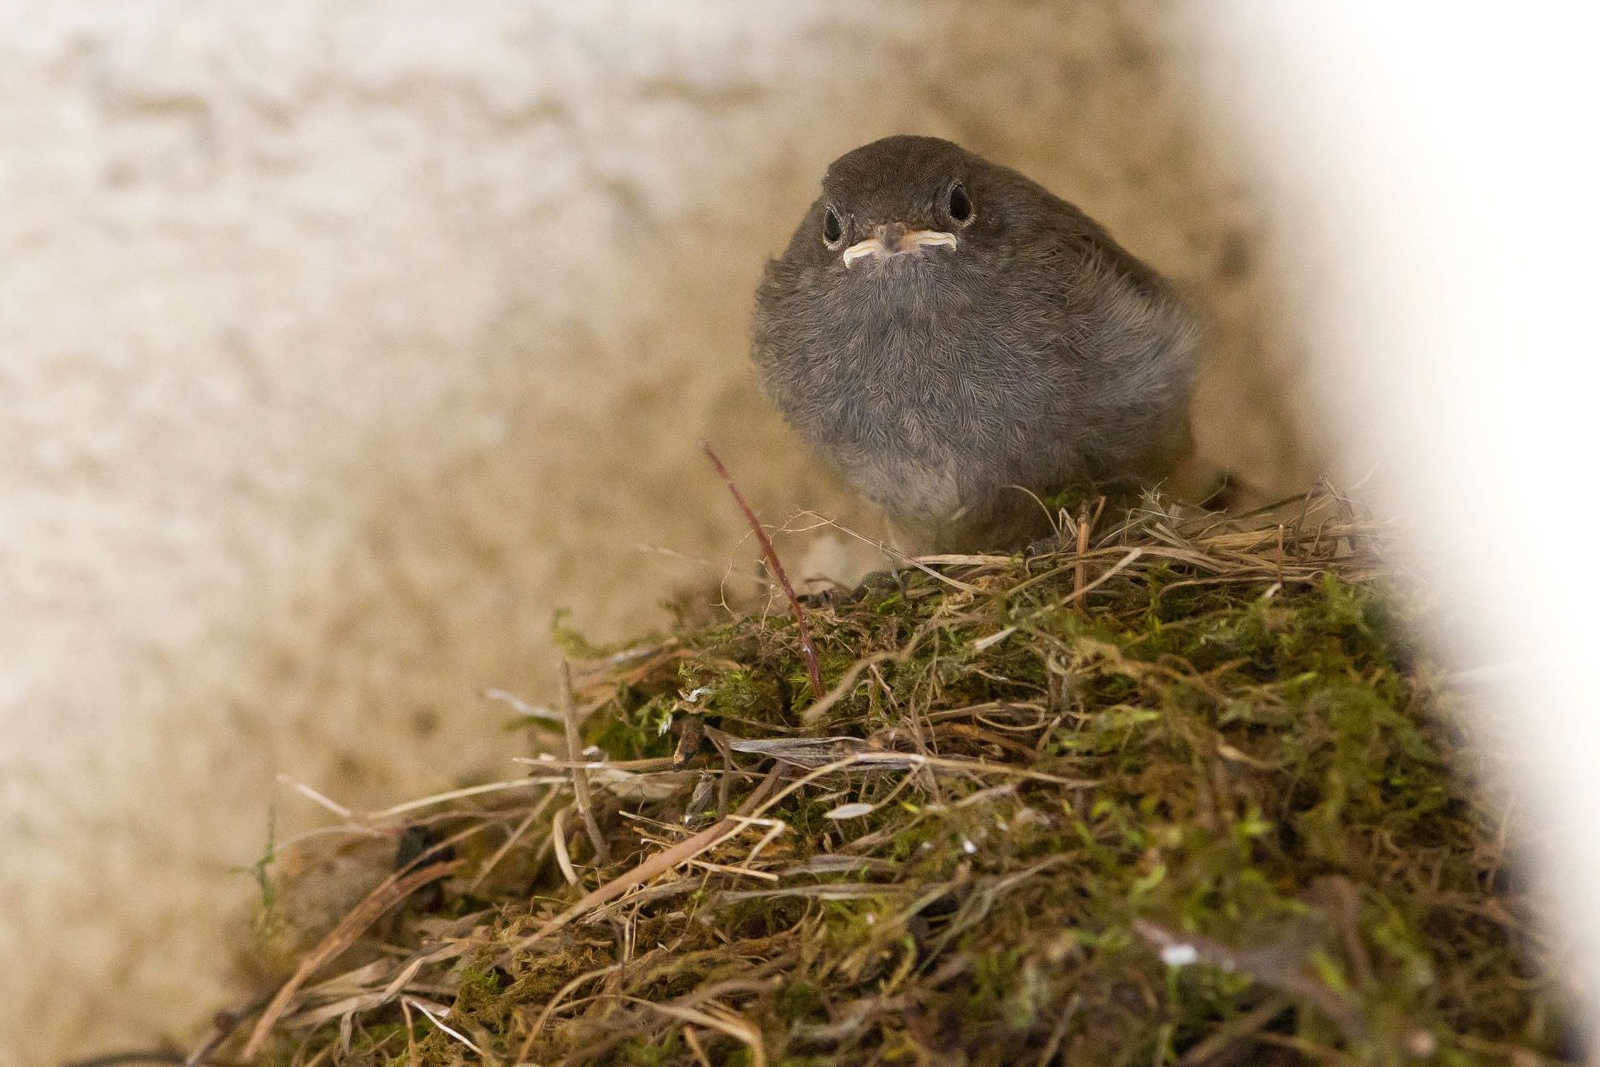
[{"x1": 0, "y1": 3, "x2": 1308, "y2": 1064}]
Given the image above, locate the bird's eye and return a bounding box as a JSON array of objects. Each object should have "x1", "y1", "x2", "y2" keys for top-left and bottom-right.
[
  {"x1": 946, "y1": 182, "x2": 974, "y2": 225},
  {"x1": 822, "y1": 206, "x2": 844, "y2": 248}
]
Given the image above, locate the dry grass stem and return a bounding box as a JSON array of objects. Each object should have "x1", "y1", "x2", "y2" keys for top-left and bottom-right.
[
  {"x1": 241, "y1": 860, "x2": 463, "y2": 1059},
  {"x1": 230, "y1": 488, "x2": 1576, "y2": 1067},
  {"x1": 561, "y1": 658, "x2": 611, "y2": 866},
  {"x1": 702, "y1": 442, "x2": 825, "y2": 699}
]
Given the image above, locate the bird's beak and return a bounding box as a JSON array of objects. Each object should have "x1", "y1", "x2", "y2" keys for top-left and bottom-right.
[{"x1": 842, "y1": 224, "x2": 958, "y2": 268}]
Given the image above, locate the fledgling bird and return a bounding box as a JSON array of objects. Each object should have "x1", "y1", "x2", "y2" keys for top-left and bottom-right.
[{"x1": 751, "y1": 135, "x2": 1204, "y2": 553}]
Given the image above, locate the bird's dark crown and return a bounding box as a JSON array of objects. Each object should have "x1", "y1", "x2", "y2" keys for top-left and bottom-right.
[{"x1": 821, "y1": 135, "x2": 980, "y2": 229}]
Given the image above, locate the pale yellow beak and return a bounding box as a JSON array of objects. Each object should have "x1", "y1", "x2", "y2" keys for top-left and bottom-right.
[{"x1": 842, "y1": 226, "x2": 958, "y2": 268}]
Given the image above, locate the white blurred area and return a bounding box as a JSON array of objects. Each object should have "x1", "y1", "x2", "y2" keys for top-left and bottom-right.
[{"x1": 1209, "y1": 2, "x2": 1600, "y2": 1043}]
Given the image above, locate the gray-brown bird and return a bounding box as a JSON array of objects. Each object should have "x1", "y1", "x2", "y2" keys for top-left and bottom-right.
[{"x1": 751, "y1": 135, "x2": 1203, "y2": 553}]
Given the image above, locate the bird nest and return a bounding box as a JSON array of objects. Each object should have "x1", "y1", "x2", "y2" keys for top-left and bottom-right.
[{"x1": 227, "y1": 489, "x2": 1575, "y2": 1067}]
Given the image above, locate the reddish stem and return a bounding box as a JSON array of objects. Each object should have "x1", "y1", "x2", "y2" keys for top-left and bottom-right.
[{"x1": 701, "y1": 443, "x2": 825, "y2": 701}]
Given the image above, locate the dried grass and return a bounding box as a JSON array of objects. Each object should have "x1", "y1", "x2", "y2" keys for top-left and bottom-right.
[{"x1": 216, "y1": 489, "x2": 1577, "y2": 1067}]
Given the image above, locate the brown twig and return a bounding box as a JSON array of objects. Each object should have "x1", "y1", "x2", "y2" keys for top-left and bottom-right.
[
  {"x1": 560, "y1": 658, "x2": 610, "y2": 865},
  {"x1": 1176, "y1": 995, "x2": 1291, "y2": 1067},
  {"x1": 180, "y1": 991, "x2": 277, "y2": 1067},
  {"x1": 1032, "y1": 994, "x2": 1082, "y2": 1067},
  {"x1": 503, "y1": 766, "x2": 784, "y2": 961},
  {"x1": 1071, "y1": 497, "x2": 1106, "y2": 612},
  {"x1": 1073, "y1": 501, "x2": 1091, "y2": 606},
  {"x1": 701, "y1": 443, "x2": 824, "y2": 700},
  {"x1": 241, "y1": 859, "x2": 464, "y2": 1059}
]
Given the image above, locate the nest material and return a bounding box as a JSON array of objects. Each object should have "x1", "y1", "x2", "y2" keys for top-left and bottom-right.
[{"x1": 240, "y1": 490, "x2": 1575, "y2": 1067}]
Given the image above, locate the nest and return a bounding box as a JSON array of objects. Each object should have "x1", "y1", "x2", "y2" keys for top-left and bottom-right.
[{"x1": 224, "y1": 490, "x2": 1573, "y2": 1067}]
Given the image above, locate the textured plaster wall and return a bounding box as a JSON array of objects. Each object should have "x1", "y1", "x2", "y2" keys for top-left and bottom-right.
[{"x1": 0, "y1": 3, "x2": 1310, "y2": 1064}]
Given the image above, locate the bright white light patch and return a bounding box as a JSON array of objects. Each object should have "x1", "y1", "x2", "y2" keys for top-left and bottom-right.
[
  {"x1": 824, "y1": 802, "x2": 877, "y2": 820},
  {"x1": 1161, "y1": 944, "x2": 1200, "y2": 967}
]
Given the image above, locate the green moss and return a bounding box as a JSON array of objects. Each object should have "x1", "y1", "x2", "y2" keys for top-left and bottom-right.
[{"x1": 249, "y1": 496, "x2": 1577, "y2": 1067}]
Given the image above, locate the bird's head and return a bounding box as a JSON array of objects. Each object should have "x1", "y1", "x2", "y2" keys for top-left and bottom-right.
[{"x1": 808, "y1": 135, "x2": 991, "y2": 272}]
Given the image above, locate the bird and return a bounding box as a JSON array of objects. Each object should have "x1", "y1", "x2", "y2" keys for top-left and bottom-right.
[{"x1": 751, "y1": 135, "x2": 1205, "y2": 553}]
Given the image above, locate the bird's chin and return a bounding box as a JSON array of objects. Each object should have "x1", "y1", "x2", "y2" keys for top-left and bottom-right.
[
  {"x1": 845, "y1": 255, "x2": 953, "y2": 297},
  {"x1": 840, "y1": 252, "x2": 955, "y2": 289}
]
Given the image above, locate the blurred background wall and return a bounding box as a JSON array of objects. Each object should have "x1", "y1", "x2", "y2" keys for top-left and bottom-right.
[{"x1": 0, "y1": 3, "x2": 1308, "y2": 1064}]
